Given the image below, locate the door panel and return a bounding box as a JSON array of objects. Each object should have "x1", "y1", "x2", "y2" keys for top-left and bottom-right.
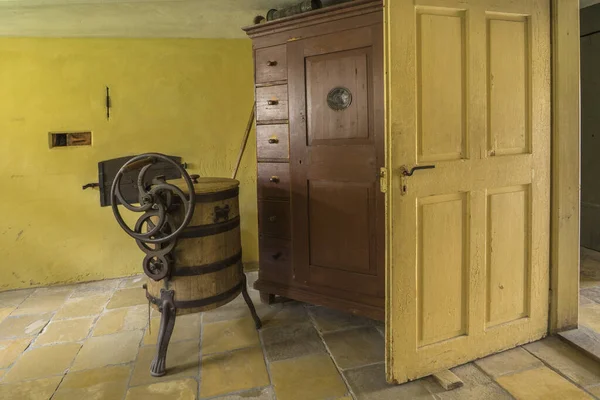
[
  {"x1": 486, "y1": 185, "x2": 531, "y2": 328},
  {"x1": 308, "y1": 181, "x2": 373, "y2": 274},
  {"x1": 417, "y1": 9, "x2": 466, "y2": 162},
  {"x1": 386, "y1": 0, "x2": 550, "y2": 383},
  {"x1": 307, "y1": 48, "x2": 371, "y2": 143},
  {"x1": 487, "y1": 15, "x2": 530, "y2": 156},
  {"x1": 418, "y1": 193, "x2": 468, "y2": 348},
  {"x1": 289, "y1": 23, "x2": 385, "y2": 300}
]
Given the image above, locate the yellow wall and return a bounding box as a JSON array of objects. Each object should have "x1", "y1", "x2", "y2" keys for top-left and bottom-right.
[{"x1": 0, "y1": 38, "x2": 258, "y2": 290}]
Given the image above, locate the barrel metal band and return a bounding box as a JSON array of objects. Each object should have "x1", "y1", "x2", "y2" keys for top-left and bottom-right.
[
  {"x1": 195, "y1": 187, "x2": 239, "y2": 203},
  {"x1": 179, "y1": 216, "x2": 240, "y2": 239},
  {"x1": 172, "y1": 251, "x2": 242, "y2": 277},
  {"x1": 145, "y1": 281, "x2": 243, "y2": 309}
]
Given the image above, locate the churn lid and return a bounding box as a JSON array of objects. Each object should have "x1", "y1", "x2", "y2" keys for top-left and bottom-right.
[{"x1": 169, "y1": 177, "x2": 239, "y2": 195}]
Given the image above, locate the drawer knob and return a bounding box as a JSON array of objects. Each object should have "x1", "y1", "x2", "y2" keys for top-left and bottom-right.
[
  {"x1": 272, "y1": 251, "x2": 282, "y2": 260},
  {"x1": 268, "y1": 216, "x2": 277, "y2": 223},
  {"x1": 269, "y1": 176, "x2": 280, "y2": 183},
  {"x1": 267, "y1": 100, "x2": 279, "y2": 106},
  {"x1": 267, "y1": 60, "x2": 278, "y2": 66},
  {"x1": 268, "y1": 137, "x2": 279, "y2": 144}
]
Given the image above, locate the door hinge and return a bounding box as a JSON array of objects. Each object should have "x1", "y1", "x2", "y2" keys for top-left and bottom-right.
[{"x1": 378, "y1": 167, "x2": 388, "y2": 193}]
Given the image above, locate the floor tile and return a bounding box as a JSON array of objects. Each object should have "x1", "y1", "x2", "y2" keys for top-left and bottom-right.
[
  {"x1": 119, "y1": 275, "x2": 146, "y2": 289},
  {"x1": 106, "y1": 288, "x2": 147, "y2": 309},
  {"x1": 323, "y1": 326, "x2": 384, "y2": 369},
  {"x1": 372, "y1": 320, "x2": 385, "y2": 337},
  {"x1": 0, "y1": 376, "x2": 62, "y2": 400},
  {"x1": 260, "y1": 322, "x2": 325, "y2": 362},
  {"x1": 258, "y1": 302, "x2": 309, "y2": 329},
  {"x1": 581, "y1": 250, "x2": 600, "y2": 284},
  {"x1": 31, "y1": 286, "x2": 75, "y2": 296},
  {"x1": 475, "y1": 347, "x2": 543, "y2": 378},
  {"x1": 497, "y1": 366, "x2": 593, "y2": 399},
  {"x1": 3, "y1": 342, "x2": 81, "y2": 383},
  {"x1": 0, "y1": 314, "x2": 51, "y2": 338},
  {"x1": 580, "y1": 302, "x2": 600, "y2": 332},
  {"x1": 587, "y1": 384, "x2": 600, "y2": 397},
  {"x1": 130, "y1": 339, "x2": 199, "y2": 386},
  {"x1": 200, "y1": 346, "x2": 269, "y2": 398},
  {"x1": 53, "y1": 365, "x2": 131, "y2": 400},
  {"x1": 11, "y1": 290, "x2": 71, "y2": 316},
  {"x1": 582, "y1": 286, "x2": 600, "y2": 303},
  {"x1": 214, "y1": 387, "x2": 275, "y2": 400},
  {"x1": 125, "y1": 378, "x2": 198, "y2": 400},
  {"x1": 270, "y1": 353, "x2": 348, "y2": 400},
  {"x1": 202, "y1": 300, "x2": 259, "y2": 324},
  {"x1": 54, "y1": 293, "x2": 111, "y2": 319},
  {"x1": 94, "y1": 305, "x2": 148, "y2": 336},
  {"x1": 581, "y1": 296, "x2": 596, "y2": 306},
  {"x1": 0, "y1": 337, "x2": 32, "y2": 368},
  {"x1": 70, "y1": 279, "x2": 119, "y2": 298},
  {"x1": 344, "y1": 362, "x2": 433, "y2": 400},
  {"x1": 0, "y1": 308, "x2": 15, "y2": 324},
  {"x1": 423, "y1": 363, "x2": 513, "y2": 400},
  {"x1": 35, "y1": 317, "x2": 94, "y2": 345},
  {"x1": 524, "y1": 337, "x2": 600, "y2": 387},
  {"x1": 581, "y1": 279, "x2": 600, "y2": 289},
  {"x1": 202, "y1": 317, "x2": 260, "y2": 355},
  {"x1": 71, "y1": 330, "x2": 143, "y2": 371},
  {"x1": 143, "y1": 313, "x2": 201, "y2": 345},
  {"x1": 0, "y1": 289, "x2": 34, "y2": 307},
  {"x1": 308, "y1": 306, "x2": 373, "y2": 333}
]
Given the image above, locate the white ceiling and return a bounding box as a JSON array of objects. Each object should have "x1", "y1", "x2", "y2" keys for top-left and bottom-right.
[
  {"x1": 0, "y1": 0, "x2": 596, "y2": 38},
  {"x1": 0, "y1": 0, "x2": 298, "y2": 38}
]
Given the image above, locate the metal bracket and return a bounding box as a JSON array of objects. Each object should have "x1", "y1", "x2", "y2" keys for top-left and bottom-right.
[{"x1": 214, "y1": 205, "x2": 230, "y2": 223}]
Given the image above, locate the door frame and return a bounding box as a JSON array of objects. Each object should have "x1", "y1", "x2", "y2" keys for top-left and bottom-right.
[
  {"x1": 383, "y1": 0, "x2": 581, "y2": 378},
  {"x1": 549, "y1": 0, "x2": 580, "y2": 334}
]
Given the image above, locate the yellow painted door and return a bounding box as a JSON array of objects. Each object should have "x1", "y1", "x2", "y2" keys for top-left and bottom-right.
[{"x1": 385, "y1": 0, "x2": 551, "y2": 383}]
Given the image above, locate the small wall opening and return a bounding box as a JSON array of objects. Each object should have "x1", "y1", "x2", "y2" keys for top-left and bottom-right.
[{"x1": 49, "y1": 132, "x2": 92, "y2": 148}]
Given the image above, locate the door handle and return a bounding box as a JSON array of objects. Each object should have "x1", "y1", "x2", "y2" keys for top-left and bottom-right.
[{"x1": 400, "y1": 165, "x2": 436, "y2": 177}]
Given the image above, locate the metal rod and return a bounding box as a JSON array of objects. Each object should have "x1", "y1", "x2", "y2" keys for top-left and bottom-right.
[{"x1": 232, "y1": 102, "x2": 256, "y2": 179}]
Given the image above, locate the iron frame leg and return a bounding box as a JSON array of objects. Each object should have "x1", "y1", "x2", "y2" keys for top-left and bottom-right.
[
  {"x1": 150, "y1": 289, "x2": 176, "y2": 377},
  {"x1": 241, "y1": 275, "x2": 262, "y2": 330}
]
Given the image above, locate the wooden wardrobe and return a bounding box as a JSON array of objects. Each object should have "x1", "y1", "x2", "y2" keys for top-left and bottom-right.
[{"x1": 243, "y1": 0, "x2": 385, "y2": 320}]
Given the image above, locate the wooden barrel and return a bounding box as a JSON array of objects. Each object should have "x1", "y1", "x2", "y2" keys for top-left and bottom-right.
[{"x1": 146, "y1": 177, "x2": 243, "y2": 315}]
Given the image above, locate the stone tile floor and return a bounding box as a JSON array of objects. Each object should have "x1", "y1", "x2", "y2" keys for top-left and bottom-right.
[
  {"x1": 581, "y1": 247, "x2": 600, "y2": 334},
  {"x1": 0, "y1": 271, "x2": 599, "y2": 399}
]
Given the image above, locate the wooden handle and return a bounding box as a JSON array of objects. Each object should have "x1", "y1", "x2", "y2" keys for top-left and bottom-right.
[{"x1": 122, "y1": 156, "x2": 155, "y2": 171}]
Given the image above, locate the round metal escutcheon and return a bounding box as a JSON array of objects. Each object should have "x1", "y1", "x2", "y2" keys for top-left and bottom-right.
[{"x1": 327, "y1": 87, "x2": 352, "y2": 111}]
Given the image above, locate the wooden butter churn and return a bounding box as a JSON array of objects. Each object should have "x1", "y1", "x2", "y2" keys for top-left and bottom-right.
[{"x1": 110, "y1": 153, "x2": 261, "y2": 377}]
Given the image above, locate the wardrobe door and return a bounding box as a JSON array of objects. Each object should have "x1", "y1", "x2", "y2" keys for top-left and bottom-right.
[{"x1": 288, "y1": 23, "x2": 385, "y2": 300}]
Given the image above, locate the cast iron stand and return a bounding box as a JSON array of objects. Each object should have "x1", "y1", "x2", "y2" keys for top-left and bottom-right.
[{"x1": 145, "y1": 274, "x2": 262, "y2": 377}]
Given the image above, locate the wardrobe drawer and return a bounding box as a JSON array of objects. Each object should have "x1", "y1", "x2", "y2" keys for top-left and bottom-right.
[
  {"x1": 259, "y1": 236, "x2": 292, "y2": 281},
  {"x1": 259, "y1": 201, "x2": 291, "y2": 239},
  {"x1": 256, "y1": 85, "x2": 288, "y2": 121},
  {"x1": 257, "y1": 125, "x2": 289, "y2": 161},
  {"x1": 255, "y1": 45, "x2": 287, "y2": 84},
  {"x1": 258, "y1": 163, "x2": 290, "y2": 199}
]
